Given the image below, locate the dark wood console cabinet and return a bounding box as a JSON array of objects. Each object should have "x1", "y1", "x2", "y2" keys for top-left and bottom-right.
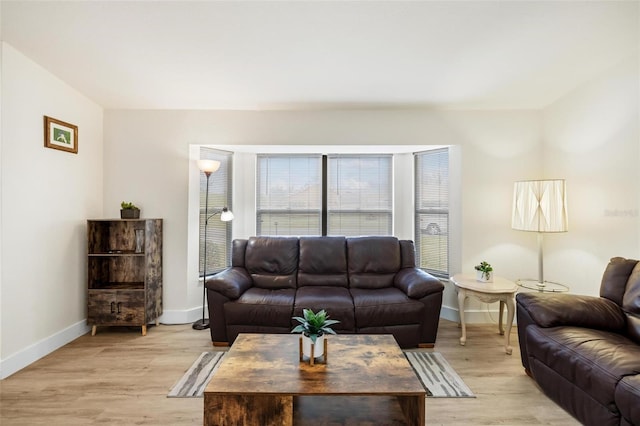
[{"x1": 87, "y1": 219, "x2": 162, "y2": 335}]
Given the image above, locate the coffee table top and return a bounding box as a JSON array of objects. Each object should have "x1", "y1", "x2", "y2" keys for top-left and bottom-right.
[{"x1": 205, "y1": 333, "x2": 425, "y2": 396}]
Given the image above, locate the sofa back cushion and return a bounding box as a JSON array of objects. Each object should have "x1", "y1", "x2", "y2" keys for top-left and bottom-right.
[
  {"x1": 622, "y1": 261, "x2": 640, "y2": 343},
  {"x1": 231, "y1": 239, "x2": 248, "y2": 267},
  {"x1": 600, "y1": 257, "x2": 639, "y2": 306},
  {"x1": 244, "y1": 236, "x2": 299, "y2": 289},
  {"x1": 298, "y1": 236, "x2": 348, "y2": 287},
  {"x1": 399, "y1": 240, "x2": 417, "y2": 268},
  {"x1": 347, "y1": 236, "x2": 401, "y2": 289}
]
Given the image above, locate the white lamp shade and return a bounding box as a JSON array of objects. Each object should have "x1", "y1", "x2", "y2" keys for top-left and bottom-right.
[
  {"x1": 197, "y1": 159, "x2": 221, "y2": 174},
  {"x1": 512, "y1": 179, "x2": 568, "y2": 233},
  {"x1": 220, "y1": 208, "x2": 234, "y2": 222}
]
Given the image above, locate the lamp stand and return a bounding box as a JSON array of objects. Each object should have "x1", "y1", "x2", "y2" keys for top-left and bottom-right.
[
  {"x1": 536, "y1": 232, "x2": 545, "y2": 288},
  {"x1": 193, "y1": 171, "x2": 212, "y2": 330}
]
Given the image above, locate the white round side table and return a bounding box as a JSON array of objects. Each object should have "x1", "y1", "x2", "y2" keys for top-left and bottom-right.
[{"x1": 451, "y1": 274, "x2": 518, "y2": 355}]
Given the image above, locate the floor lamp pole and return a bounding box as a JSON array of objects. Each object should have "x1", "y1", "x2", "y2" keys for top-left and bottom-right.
[
  {"x1": 537, "y1": 232, "x2": 545, "y2": 287},
  {"x1": 193, "y1": 171, "x2": 212, "y2": 330}
]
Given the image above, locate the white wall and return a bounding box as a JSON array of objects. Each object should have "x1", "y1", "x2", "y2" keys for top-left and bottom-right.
[
  {"x1": 0, "y1": 43, "x2": 103, "y2": 378},
  {"x1": 103, "y1": 109, "x2": 542, "y2": 324},
  {"x1": 541, "y1": 55, "x2": 640, "y2": 296}
]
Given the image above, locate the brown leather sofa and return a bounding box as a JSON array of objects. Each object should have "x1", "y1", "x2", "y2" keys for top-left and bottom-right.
[
  {"x1": 517, "y1": 257, "x2": 640, "y2": 426},
  {"x1": 205, "y1": 235, "x2": 445, "y2": 348}
]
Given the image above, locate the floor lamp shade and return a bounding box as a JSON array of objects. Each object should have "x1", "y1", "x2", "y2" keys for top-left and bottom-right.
[{"x1": 512, "y1": 179, "x2": 568, "y2": 233}]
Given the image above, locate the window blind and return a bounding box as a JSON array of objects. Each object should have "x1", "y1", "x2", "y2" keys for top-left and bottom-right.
[
  {"x1": 199, "y1": 147, "x2": 233, "y2": 277},
  {"x1": 327, "y1": 155, "x2": 393, "y2": 236},
  {"x1": 414, "y1": 148, "x2": 449, "y2": 277},
  {"x1": 256, "y1": 155, "x2": 322, "y2": 236}
]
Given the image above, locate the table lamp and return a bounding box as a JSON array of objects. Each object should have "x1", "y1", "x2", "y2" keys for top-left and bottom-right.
[{"x1": 512, "y1": 179, "x2": 568, "y2": 289}]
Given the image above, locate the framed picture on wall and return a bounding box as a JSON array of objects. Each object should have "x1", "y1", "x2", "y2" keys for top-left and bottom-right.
[{"x1": 44, "y1": 116, "x2": 78, "y2": 154}]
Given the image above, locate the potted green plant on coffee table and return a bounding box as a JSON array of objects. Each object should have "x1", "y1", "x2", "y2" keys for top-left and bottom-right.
[{"x1": 292, "y1": 309, "x2": 339, "y2": 362}]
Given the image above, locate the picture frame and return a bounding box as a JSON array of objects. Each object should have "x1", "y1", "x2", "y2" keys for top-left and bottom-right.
[{"x1": 44, "y1": 116, "x2": 78, "y2": 154}]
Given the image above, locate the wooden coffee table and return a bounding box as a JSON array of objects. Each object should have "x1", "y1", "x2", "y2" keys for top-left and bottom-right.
[{"x1": 204, "y1": 334, "x2": 425, "y2": 426}]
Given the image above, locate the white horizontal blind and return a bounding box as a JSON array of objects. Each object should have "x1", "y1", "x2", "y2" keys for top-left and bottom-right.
[
  {"x1": 327, "y1": 155, "x2": 393, "y2": 236},
  {"x1": 199, "y1": 147, "x2": 233, "y2": 277},
  {"x1": 256, "y1": 155, "x2": 322, "y2": 236},
  {"x1": 414, "y1": 148, "x2": 449, "y2": 277}
]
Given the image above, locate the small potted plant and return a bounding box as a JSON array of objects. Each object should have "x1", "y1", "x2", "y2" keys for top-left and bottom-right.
[
  {"x1": 475, "y1": 261, "x2": 493, "y2": 282},
  {"x1": 292, "y1": 309, "x2": 339, "y2": 361},
  {"x1": 120, "y1": 201, "x2": 140, "y2": 219}
]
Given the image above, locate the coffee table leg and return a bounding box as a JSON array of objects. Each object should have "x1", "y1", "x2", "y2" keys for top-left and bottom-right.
[
  {"x1": 204, "y1": 394, "x2": 293, "y2": 426},
  {"x1": 397, "y1": 394, "x2": 425, "y2": 426}
]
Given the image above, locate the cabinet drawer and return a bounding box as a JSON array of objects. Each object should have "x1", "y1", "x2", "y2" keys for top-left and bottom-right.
[{"x1": 88, "y1": 290, "x2": 145, "y2": 325}]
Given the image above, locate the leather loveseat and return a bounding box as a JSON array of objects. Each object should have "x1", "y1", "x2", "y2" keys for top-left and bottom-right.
[
  {"x1": 517, "y1": 257, "x2": 640, "y2": 426},
  {"x1": 205, "y1": 235, "x2": 445, "y2": 348}
]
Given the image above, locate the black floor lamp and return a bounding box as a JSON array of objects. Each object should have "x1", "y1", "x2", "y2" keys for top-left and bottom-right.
[{"x1": 193, "y1": 159, "x2": 234, "y2": 331}]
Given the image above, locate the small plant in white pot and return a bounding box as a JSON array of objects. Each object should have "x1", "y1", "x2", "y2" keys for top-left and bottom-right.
[
  {"x1": 475, "y1": 261, "x2": 493, "y2": 282},
  {"x1": 292, "y1": 309, "x2": 339, "y2": 363}
]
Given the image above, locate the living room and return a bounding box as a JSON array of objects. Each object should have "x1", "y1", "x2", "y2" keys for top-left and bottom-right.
[{"x1": 1, "y1": 1, "x2": 639, "y2": 424}]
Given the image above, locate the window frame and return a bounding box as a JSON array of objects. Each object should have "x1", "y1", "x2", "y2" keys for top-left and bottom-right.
[{"x1": 414, "y1": 147, "x2": 449, "y2": 278}]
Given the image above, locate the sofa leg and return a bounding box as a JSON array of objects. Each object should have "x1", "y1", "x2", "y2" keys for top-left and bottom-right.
[
  {"x1": 213, "y1": 341, "x2": 230, "y2": 347},
  {"x1": 418, "y1": 343, "x2": 435, "y2": 348},
  {"x1": 524, "y1": 368, "x2": 532, "y2": 377}
]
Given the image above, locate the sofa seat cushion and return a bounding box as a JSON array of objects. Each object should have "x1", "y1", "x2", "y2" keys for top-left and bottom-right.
[
  {"x1": 293, "y1": 286, "x2": 355, "y2": 332},
  {"x1": 224, "y1": 288, "x2": 295, "y2": 328},
  {"x1": 526, "y1": 325, "x2": 640, "y2": 410},
  {"x1": 616, "y1": 374, "x2": 640, "y2": 425},
  {"x1": 351, "y1": 287, "x2": 425, "y2": 328}
]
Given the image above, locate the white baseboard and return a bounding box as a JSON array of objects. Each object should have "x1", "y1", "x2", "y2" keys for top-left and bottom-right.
[
  {"x1": 159, "y1": 307, "x2": 205, "y2": 325},
  {"x1": 441, "y1": 304, "x2": 517, "y2": 325},
  {"x1": 0, "y1": 320, "x2": 90, "y2": 379}
]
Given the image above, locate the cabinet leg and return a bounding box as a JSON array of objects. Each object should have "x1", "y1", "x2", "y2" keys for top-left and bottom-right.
[
  {"x1": 91, "y1": 325, "x2": 97, "y2": 336},
  {"x1": 142, "y1": 325, "x2": 147, "y2": 336}
]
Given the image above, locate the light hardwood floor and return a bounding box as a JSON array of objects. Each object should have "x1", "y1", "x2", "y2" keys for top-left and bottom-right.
[{"x1": 0, "y1": 319, "x2": 579, "y2": 425}]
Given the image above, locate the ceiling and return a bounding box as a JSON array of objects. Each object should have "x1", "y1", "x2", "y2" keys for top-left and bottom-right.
[{"x1": 2, "y1": 1, "x2": 638, "y2": 110}]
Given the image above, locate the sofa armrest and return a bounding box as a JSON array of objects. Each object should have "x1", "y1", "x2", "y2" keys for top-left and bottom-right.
[
  {"x1": 516, "y1": 292, "x2": 626, "y2": 331},
  {"x1": 205, "y1": 267, "x2": 253, "y2": 300},
  {"x1": 394, "y1": 268, "x2": 444, "y2": 299}
]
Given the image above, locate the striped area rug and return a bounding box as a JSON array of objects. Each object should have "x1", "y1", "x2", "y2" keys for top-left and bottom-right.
[
  {"x1": 167, "y1": 351, "x2": 226, "y2": 398},
  {"x1": 168, "y1": 350, "x2": 473, "y2": 398},
  {"x1": 404, "y1": 351, "x2": 475, "y2": 398}
]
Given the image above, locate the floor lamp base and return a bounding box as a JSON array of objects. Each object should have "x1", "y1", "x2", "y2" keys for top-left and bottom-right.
[{"x1": 192, "y1": 318, "x2": 210, "y2": 330}]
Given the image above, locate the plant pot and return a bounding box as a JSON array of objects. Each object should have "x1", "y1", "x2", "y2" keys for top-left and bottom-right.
[
  {"x1": 301, "y1": 334, "x2": 325, "y2": 359},
  {"x1": 120, "y1": 209, "x2": 140, "y2": 219},
  {"x1": 476, "y1": 270, "x2": 493, "y2": 283}
]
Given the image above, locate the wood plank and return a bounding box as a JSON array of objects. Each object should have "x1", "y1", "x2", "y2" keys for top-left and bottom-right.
[
  {"x1": 204, "y1": 394, "x2": 292, "y2": 426},
  {"x1": 0, "y1": 320, "x2": 581, "y2": 425}
]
